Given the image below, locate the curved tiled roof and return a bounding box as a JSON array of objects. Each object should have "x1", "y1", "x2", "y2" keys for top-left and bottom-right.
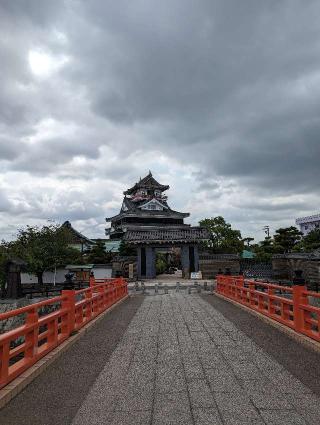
[
  {"x1": 123, "y1": 171, "x2": 169, "y2": 195},
  {"x1": 124, "y1": 227, "x2": 209, "y2": 244}
]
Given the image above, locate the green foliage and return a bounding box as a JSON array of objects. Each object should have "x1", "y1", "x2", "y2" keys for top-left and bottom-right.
[
  {"x1": 294, "y1": 229, "x2": 320, "y2": 252},
  {"x1": 87, "y1": 239, "x2": 113, "y2": 264},
  {"x1": 242, "y1": 237, "x2": 254, "y2": 248},
  {"x1": 156, "y1": 253, "x2": 167, "y2": 274},
  {"x1": 199, "y1": 216, "x2": 244, "y2": 254},
  {"x1": 0, "y1": 243, "x2": 9, "y2": 292},
  {"x1": 273, "y1": 226, "x2": 303, "y2": 253},
  {"x1": 118, "y1": 240, "x2": 136, "y2": 257},
  {"x1": 6, "y1": 224, "x2": 81, "y2": 284},
  {"x1": 252, "y1": 237, "x2": 276, "y2": 262}
]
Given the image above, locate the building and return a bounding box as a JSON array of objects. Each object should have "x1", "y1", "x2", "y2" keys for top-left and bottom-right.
[
  {"x1": 62, "y1": 221, "x2": 95, "y2": 252},
  {"x1": 106, "y1": 171, "x2": 208, "y2": 278},
  {"x1": 296, "y1": 214, "x2": 320, "y2": 236}
]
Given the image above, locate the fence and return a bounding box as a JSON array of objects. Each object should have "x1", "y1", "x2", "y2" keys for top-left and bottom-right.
[
  {"x1": 216, "y1": 275, "x2": 320, "y2": 343},
  {"x1": 0, "y1": 277, "x2": 127, "y2": 389}
]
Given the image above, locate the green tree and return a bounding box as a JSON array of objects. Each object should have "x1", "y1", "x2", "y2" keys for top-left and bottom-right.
[
  {"x1": 252, "y1": 237, "x2": 276, "y2": 261},
  {"x1": 118, "y1": 240, "x2": 136, "y2": 256},
  {"x1": 156, "y1": 253, "x2": 167, "y2": 275},
  {"x1": 87, "y1": 239, "x2": 113, "y2": 264},
  {"x1": 0, "y1": 242, "x2": 10, "y2": 294},
  {"x1": 295, "y1": 229, "x2": 320, "y2": 252},
  {"x1": 273, "y1": 226, "x2": 302, "y2": 253},
  {"x1": 8, "y1": 224, "x2": 80, "y2": 285},
  {"x1": 199, "y1": 216, "x2": 244, "y2": 254},
  {"x1": 242, "y1": 237, "x2": 254, "y2": 248}
]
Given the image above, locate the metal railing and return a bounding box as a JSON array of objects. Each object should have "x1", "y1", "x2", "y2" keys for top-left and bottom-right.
[
  {"x1": 0, "y1": 277, "x2": 127, "y2": 389},
  {"x1": 216, "y1": 275, "x2": 320, "y2": 343}
]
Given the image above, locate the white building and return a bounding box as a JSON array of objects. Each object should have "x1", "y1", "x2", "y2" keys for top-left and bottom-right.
[{"x1": 296, "y1": 214, "x2": 320, "y2": 236}]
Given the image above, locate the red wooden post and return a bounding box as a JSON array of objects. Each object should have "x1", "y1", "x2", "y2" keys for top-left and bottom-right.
[
  {"x1": 89, "y1": 272, "x2": 95, "y2": 288},
  {"x1": 0, "y1": 342, "x2": 10, "y2": 386},
  {"x1": 268, "y1": 287, "x2": 275, "y2": 316},
  {"x1": 249, "y1": 282, "x2": 255, "y2": 306},
  {"x1": 62, "y1": 290, "x2": 75, "y2": 335},
  {"x1": 293, "y1": 285, "x2": 307, "y2": 333},
  {"x1": 25, "y1": 307, "x2": 39, "y2": 361}
]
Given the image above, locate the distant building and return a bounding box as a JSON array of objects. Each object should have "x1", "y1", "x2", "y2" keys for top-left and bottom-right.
[
  {"x1": 296, "y1": 214, "x2": 320, "y2": 236},
  {"x1": 105, "y1": 171, "x2": 208, "y2": 278},
  {"x1": 62, "y1": 221, "x2": 95, "y2": 252}
]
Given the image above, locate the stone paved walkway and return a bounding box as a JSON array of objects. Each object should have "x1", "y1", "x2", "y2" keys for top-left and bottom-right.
[{"x1": 72, "y1": 294, "x2": 320, "y2": 425}]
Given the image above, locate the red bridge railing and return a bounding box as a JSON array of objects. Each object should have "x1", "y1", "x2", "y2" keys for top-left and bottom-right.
[
  {"x1": 216, "y1": 275, "x2": 320, "y2": 343},
  {"x1": 0, "y1": 277, "x2": 127, "y2": 389}
]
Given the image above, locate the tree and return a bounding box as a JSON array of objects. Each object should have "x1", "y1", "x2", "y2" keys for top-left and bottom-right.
[
  {"x1": 273, "y1": 226, "x2": 302, "y2": 253},
  {"x1": 252, "y1": 237, "x2": 276, "y2": 262},
  {"x1": 156, "y1": 253, "x2": 167, "y2": 275},
  {"x1": 199, "y1": 216, "x2": 244, "y2": 254},
  {"x1": 0, "y1": 242, "x2": 9, "y2": 295},
  {"x1": 242, "y1": 237, "x2": 254, "y2": 248},
  {"x1": 87, "y1": 239, "x2": 113, "y2": 264},
  {"x1": 295, "y1": 229, "x2": 320, "y2": 252},
  {"x1": 8, "y1": 224, "x2": 81, "y2": 285},
  {"x1": 118, "y1": 240, "x2": 136, "y2": 257}
]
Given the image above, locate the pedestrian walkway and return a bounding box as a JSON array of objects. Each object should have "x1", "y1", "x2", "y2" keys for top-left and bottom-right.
[
  {"x1": 73, "y1": 293, "x2": 320, "y2": 425},
  {"x1": 1, "y1": 293, "x2": 320, "y2": 425}
]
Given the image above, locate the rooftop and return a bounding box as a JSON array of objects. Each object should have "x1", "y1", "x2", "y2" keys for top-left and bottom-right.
[{"x1": 123, "y1": 171, "x2": 169, "y2": 195}]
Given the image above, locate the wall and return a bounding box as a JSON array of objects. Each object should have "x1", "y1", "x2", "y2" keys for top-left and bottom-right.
[
  {"x1": 21, "y1": 269, "x2": 67, "y2": 284},
  {"x1": 272, "y1": 254, "x2": 320, "y2": 290},
  {"x1": 112, "y1": 256, "x2": 137, "y2": 279},
  {"x1": 199, "y1": 254, "x2": 240, "y2": 279},
  {"x1": 92, "y1": 267, "x2": 112, "y2": 279},
  {"x1": 21, "y1": 265, "x2": 113, "y2": 284}
]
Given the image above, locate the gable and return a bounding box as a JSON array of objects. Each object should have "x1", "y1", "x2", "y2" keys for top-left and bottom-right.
[{"x1": 139, "y1": 198, "x2": 168, "y2": 211}]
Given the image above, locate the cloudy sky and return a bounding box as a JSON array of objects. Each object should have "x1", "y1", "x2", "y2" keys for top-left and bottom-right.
[{"x1": 1, "y1": 0, "x2": 320, "y2": 242}]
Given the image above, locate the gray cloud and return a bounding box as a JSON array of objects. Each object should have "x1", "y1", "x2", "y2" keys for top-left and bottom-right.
[{"x1": 0, "y1": 0, "x2": 320, "y2": 240}]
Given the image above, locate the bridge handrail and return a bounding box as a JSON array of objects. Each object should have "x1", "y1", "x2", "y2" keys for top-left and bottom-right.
[
  {"x1": 216, "y1": 275, "x2": 320, "y2": 343},
  {"x1": 0, "y1": 277, "x2": 128, "y2": 390}
]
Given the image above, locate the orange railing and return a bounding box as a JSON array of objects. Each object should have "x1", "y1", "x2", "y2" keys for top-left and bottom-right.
[
  {"x1": 216, "y1": 275, "x2": 320, "y2": 343},
  {"x1": 0, "y1": 277, "x2": 127, "y2": 389}
]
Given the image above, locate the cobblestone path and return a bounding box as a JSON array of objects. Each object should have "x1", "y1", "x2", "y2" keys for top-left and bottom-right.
[{"x1": 73, "y1": 294, "x2": 320, "y2": 425}]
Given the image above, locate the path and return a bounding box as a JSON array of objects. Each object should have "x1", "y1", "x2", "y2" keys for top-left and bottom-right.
[{"x1": 1, "y1": 293, "x2": 320, "y2": 424}]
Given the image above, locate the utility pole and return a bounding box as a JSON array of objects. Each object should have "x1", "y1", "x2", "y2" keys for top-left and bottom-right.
[{"x1": 263, "y1": 225, "x2": 270, "y2": 238}]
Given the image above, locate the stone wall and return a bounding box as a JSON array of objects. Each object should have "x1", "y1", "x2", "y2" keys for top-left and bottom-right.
[
  {"x1": 112, "y1": 256, "x2": 138, "y2": 279},
  {"x1": 199, "y1": 254, "x2": 240, "y2": 279},
  {"x1": 272, "y1": 253, "x2": 320, "y2": 290}
]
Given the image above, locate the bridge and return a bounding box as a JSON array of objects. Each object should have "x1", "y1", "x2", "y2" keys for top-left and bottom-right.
[{"x1": 1, "y1": 276, "x2": 320, "y2": 424}]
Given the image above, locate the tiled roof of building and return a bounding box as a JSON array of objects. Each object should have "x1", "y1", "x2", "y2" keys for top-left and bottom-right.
[
  {"x1": 123, "y1": 171, "x2": 169, "y2": 195},
  {"x1": 62, "y1": 221, "x2": 94, "y2": 245},
  {"x1": 124, "y1": 227, "x2": 209, "y2": 244}
]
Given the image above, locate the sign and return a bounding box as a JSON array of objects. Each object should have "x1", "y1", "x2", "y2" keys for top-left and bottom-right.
[
  {"x1": 191, "y1": 271, "x2": 202, "y2": 280},
  {"x1": 129, "y1": 263, "x2": 134, "y2": 279}
]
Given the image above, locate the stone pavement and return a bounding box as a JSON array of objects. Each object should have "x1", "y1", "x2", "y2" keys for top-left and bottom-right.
[{"x1": 72, "y1": 293, "x2": 320, "y2": 425}]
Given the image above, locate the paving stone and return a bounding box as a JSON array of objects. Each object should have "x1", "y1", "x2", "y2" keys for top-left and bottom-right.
[
  {"x1": 188, "y1": 379, "x2": 216, "y2": 408},
  {"x1": 206, "y1": 367, "x2": 242, "y2": 393},
  {"x1": 231, "y1": 361, "x2": 264, "y2": 381},
  {"x1": 111, "y1": 410, "x2": 152, "y2": 425},
  {"x1": 193, "y1": 407, "x2": 223, "y2": 425},
  {"x1": 68, "y1": 294, "x2": 320, "y2": 425},
  {"x1": 269, "y1": 371, "x2": 313, "y2": 395},
  {"x1": 250, "y1": 392, "x2": 293, "y2": 410},
  {"x1": 259, "y1": 409, "x2": 308, "y2": 425},
  {"x1": 183, "y1": 359, "x2": 205, "y2": 381},
  {"x1": 156, "y1": 364, "x2": 185, "y2": 393},
  {"x1": 214, "y1": 392, "x2": 264, "y2": 425},
  {"x1": 153, "y1": 391, "x2": 193, "y2": 424},
  {"x1": 116, "y1": 383, "x2": 154, "y2": 411}
]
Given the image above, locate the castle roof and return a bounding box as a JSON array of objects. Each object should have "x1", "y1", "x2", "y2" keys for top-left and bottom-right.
[{"x1": 123, "y1": 171, "x2": 169, "y2": 195}]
